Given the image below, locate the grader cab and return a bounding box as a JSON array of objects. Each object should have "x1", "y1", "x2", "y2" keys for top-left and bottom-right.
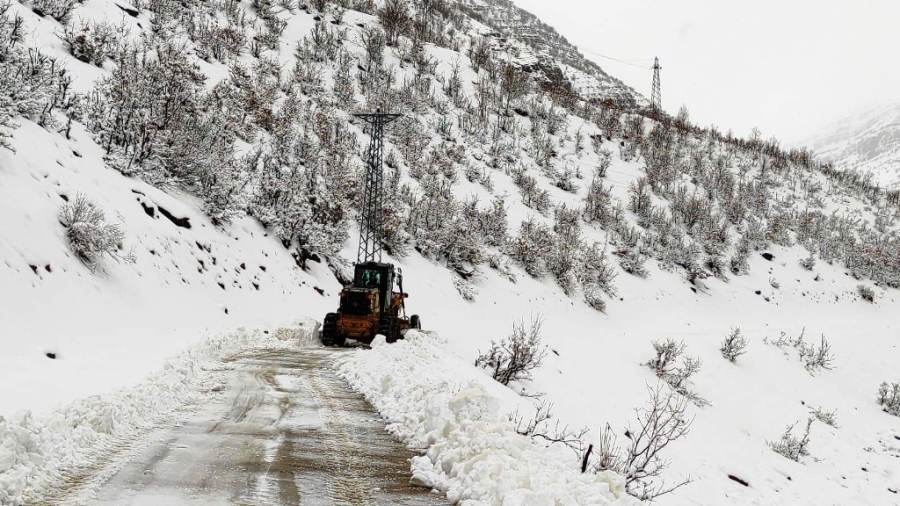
[{"x1": 320, "y1": 262, "x2": 420, "y2": 347}]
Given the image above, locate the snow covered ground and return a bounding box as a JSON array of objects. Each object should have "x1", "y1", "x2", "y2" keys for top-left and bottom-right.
[{"x1": 1, "y1": 0, "x2": 899, "y2": 504}]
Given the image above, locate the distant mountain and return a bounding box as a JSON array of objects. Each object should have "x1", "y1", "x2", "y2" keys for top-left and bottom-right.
[{"x1": 802, "y1": 104, "x2": 900, "y2": 189}]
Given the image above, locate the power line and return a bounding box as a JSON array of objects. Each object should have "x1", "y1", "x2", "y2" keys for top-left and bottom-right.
[{"x1": 576, "y1": 46, "x2": 655, "y2": 69}]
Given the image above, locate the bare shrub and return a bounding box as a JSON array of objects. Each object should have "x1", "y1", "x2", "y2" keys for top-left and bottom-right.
[
  {"x1": 768, "y1": 417, "x2": 813, "y2": 462},
  {"x1": 476, "y1": 314, "x2": 547, "y2": 386},
  {"x1": 720, "y1": 327, "x2": 748, "y2": 363},
  {"x1": 591, "y1": 383, "x2": 693, "y2": 500},
  {"x1": 646, "y1": 339, "x2": 707, "y2": 406},
  {"x1": 800, "y1": 254, "x2": 816, "y2": 271},
  {"x1": 30, "y1": 0, "x2": 81, "y2": 23},
  {"x1": 767, "y1": 328, "x2": 835, "y2": 374},
  {"x1": 511, "y1": 400, "x2": 588, "y2": 455},
  {"x1": 453, "y1": 275, "x2": 477, "y2": 301},
  {"x1": 61, "y1": 18, "x2": 122, "y2": 66},
  {"x1": 59, "y1": 194, "x2": 134, "y2": 272},
  {"x1": 877, "y1": 382, "x2": 900, "y2": 417},
  {"x1": 618, "y1": 248, "x2": 648, "y2": 277},
  {"x1": 858, "y1": 284, "x2": 875, "y2": 302},
  {"x1": 379, "y1": 0, "x2": 408, "y2": 46},
  {"x1": 810, "y1": 406, "x2": 839, "y2": 428}
]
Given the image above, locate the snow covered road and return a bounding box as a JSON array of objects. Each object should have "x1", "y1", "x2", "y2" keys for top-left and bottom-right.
[{"x1": 50, "y1": 347, "x2": 446, "y2": 506}]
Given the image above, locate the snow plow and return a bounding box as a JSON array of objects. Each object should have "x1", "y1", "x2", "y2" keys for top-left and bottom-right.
[
  {"x1": 321, "y1": 261, "x2": 420, "y2": 346},
  {"x1": 320, "y1": 111, "x2": 420, "y2": 347}
]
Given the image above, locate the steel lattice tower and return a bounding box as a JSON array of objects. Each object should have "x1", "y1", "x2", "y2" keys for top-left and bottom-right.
[
  {"x1": 651, "y1": 57, "x2": 662, "y2": 115},
  {"x1": 355, "y1": 112, "x2": 401, "y2": 264}
]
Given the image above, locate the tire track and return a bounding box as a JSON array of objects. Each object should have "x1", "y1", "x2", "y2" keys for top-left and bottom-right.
[{"x1": 47, "y1": 342, "x2": 446, "y2": 505}]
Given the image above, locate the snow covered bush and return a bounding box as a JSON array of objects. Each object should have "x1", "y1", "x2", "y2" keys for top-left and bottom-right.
[
  {"x1": 548, "y1": 204, "x2": 583, "y2": 294},
  {"x1": 800, "y1": 253, "x2": 816, "y2": 271},
  {"x1": 729, "y1": 234, "x2": 751, "y2": 275},
  {"x1": 453, "y1": 275, "x2": 477, "y2": 301},
  {"x1": 767, "y1": 329, "x2": 835, "y2": 374},
  {"x1": 580, "y1": 242, "x2": 618, "y2": 298},
  {"x1": 768, "y1": 417, "x2": 814, "y2": 462},
  {"x1": 0, "y1": 5, "x2": 71, "y2": 133},
  {"x1": 858, "y1": 284, "x2": 875, "y2": 303},
  {"x1": 591, "y1": 383, "x2": 694, "y2": 500},
  {"x1": 509, "y1": 216, "x2": 554, "y2": 277},
  {"x1": 646, "y1": 339, "x2": 707, "y2": 406},
  {"x1": 810, "y1": 406, "x2": 839, "y2": 428},
  {"x1": 61, "y1": 18, "x2": 122, "y2": 66},
  {"x1": 877, "y1": 382, "x2": 900, "y2": 417},
  {"x1": 513, "y1": 168, "x2": 552, "y2": 212},
  {"x1": 475, "y1": 315, "x2": 547, "y2": 386},
  {"x1": 618, "y1": 248, "x2": 648, "y2": 278},
  {"x1": 720, "y1": 327, "x2": 748, "y2": 363},
  {"x1": 29, "y1": 0, "x2": 80, "y2": 22},
  {"x1": 58, "y1": 194, "x2": 133, "y2": 272},
  {"x1": 379, "y1": 0, "x2": 409, "y2": 46},
  {"x1": 85, "y1": 36, "x2": 239, "y2": 195}
]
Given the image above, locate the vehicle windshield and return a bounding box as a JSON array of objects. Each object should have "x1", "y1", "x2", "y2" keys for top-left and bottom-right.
[{"x1": 358, "y1": 269, "x2": 381, "y2": 288}]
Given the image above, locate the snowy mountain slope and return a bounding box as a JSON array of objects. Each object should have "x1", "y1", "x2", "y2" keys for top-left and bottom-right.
[
  {"x1": 801, "y1": 103, "x2": 900, "y2": 189},
  {"x1": 454, "y1": 0, "x2": 645, "y2": 107},
  {"x1": 0, "y1": 0, "x2": 899, "y2": 504}
]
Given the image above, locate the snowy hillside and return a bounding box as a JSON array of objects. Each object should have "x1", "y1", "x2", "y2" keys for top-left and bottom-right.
[
  {"x1": 801, "y1": 104, "x2": 900, "y2": 190},
  {"x1": 1, "y1": 0, "x2": 899, "y2": 504}
]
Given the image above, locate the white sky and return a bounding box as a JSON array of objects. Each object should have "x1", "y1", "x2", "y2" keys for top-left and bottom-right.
[{"x1": 510, "y1": 0, "x2": 900, "y2": 143}]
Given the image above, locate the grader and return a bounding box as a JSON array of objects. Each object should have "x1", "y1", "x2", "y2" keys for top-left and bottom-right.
[
  {"x1": 320, "y1": 111, "x2": 420, "y2": 347},
  {"x1": 321, "y1": 262, "x2": 420, "y2": 346}
]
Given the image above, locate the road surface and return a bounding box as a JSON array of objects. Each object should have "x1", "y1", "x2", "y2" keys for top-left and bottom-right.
[{"x1": 47, "y1": 346, "x2": 445, "y2": 506}]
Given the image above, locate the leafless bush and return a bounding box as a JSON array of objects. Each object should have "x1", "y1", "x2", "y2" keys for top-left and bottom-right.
[
  {"x1": 591, "y1": 383, "x2": 694, "y2": 500},
  {"x1": 768, "y1": 417, "x2": 813, "y2": 462},
  {"x1": 509, "y1": 216, "x2": 554, "y2": 277},
  {"x1": 858, "y1": 284, "x2": 875, "y2": 302},
  {"x1": 476, "y1": 314, "x2": 547, "y2": 386},
  {"x1": 59, "y1": 194, "x2": 134, "y2": 272},
  {"x1": 453, "y1": 275, "x2": 477, "y2": 301},
  {"x1": 618, "y1": 248, "x2": 648, "y2": 277},
  {"x1": 511, "y1": 400, "x2": 588, "y2": 455},
  {"x1": 61, "y1": 18, "x2": 122, "y2": 66},
  {"x1": 720, "y1": 327, "x2": 748, "y2": 363},
  {"x1": 810, "y1": 406, "x2": 839, "y2": 428},
  {"x1": 30, "y1": 0, "x2": 81, "y2": 22},
  {"x1": 877, "y1": 382, "x2": 900, "y2": 417},
  {"x1": 767, "y1": 328, "x2": 835, "y2": 374},
  {"x1": 379, "y1": 0, "x2": 408, "y2": 46},
  {"x1": 729, "y1": 234, "x2": 751, "y2": 275},
  {"x1": 800, "y1": 254, "x2": 816, "y2": 271},
  {"x1": 646, "y1": 339, "x2": 708, "y2": 406},
  {"x1": 513, "y1": 168, "x2": 552, "y2": 212}
]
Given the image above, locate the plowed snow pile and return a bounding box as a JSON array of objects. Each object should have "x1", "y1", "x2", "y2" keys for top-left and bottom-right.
[{"x1": 338, "y1": 331, "x2": 637, "y2": 506}]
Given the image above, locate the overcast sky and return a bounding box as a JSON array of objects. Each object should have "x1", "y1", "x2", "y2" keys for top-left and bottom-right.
[{"x1": 510, "y1": 0, "x2": 900, "y2": 144}]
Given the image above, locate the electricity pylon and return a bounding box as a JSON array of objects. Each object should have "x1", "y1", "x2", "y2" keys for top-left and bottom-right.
[
  {"x1": 651, "y1": 57, "x2": 662, "y2": 116},
  {"x1": 354, "y1": 111, "x2": 401, "y2": 263}
]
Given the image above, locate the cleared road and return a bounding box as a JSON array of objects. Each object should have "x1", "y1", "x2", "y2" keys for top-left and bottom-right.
[{"x1": 53, "y1": 346, "x2": 445, "y2": 506}]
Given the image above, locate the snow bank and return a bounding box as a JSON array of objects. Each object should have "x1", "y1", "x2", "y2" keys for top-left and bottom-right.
[
  {"x1": 337, "y1": 331, "x2": 638, "y2": 506},
  {"x1": 0, "y1": 320, "x2": 315, "y2": 506}
]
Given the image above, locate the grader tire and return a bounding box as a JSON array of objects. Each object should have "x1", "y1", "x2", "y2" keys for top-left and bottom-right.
[
  {"x1": 381, "y1": 316, "x2": 400, "y2": 344},
  {"x1": 322, "y1": 313, "x2": 343, "y2": 347},
  {"x1": 409, "y1": 314, "x2": 421, "y2": 330}
]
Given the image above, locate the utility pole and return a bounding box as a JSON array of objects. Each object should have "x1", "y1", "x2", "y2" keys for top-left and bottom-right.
[
  {"x1": 354, "y1": 111, "x2": 401, "y2": 264},
  {"x1": 651, "y1": 56, "x2": 662, "y2": 117}
]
